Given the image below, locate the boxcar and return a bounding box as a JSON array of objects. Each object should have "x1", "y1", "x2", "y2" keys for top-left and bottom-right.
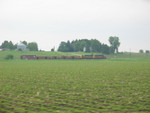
[
  {"x1": 82, "y1": 55, "x2": 93, "y2": 59},
  {"x1": 94, "y1": 55, "x2": 106, "y2": 59},
  {"x1": 37, "y1": 56, "x2": 47, "y2": 60},
  {"x1": 73, "y1": 56, "x2": 82, "y2": 59},
  {"x1": 21, "y1": 55, "x2": 37, "y2": 60},
  {"x1": 64, "y1": 56, "x2": 74, "y2": 59}
]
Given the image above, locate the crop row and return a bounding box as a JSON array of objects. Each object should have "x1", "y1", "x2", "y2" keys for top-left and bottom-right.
[{"x1": 0, "y1": 60, "x2": 150, "y2": 112}]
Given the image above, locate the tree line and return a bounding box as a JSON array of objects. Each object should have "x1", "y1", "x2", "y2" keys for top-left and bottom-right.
[
  {"x1": 0, "y1": 36, "x2": 121, "y2": 53},
  {"x1": 0, "y1": 40, "x2": 38, "y2": 51},
  {"x1": 58, "y1": 36, "x2": 120, "y2": 54},
  {"x1": 139, "y1": 49, "x2": 149, "y2": 54}
]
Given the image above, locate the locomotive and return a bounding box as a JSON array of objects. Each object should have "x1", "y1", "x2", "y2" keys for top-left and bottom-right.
[{"x1": 21, "y1": 55, "x2": 106, "y2": 60}]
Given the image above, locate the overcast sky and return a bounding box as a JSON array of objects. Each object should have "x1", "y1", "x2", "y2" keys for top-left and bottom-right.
[{"x1": 0, "y1": 0, "x2": 150, "y2": 52}]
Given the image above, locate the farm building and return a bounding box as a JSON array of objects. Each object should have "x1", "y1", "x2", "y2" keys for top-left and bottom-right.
[{"x1": 17, "y1": 43, "x2": 28, "y2": 51}]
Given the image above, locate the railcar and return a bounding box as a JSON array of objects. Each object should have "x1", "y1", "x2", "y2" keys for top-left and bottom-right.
[
  {"x1": 20, "y1": 55, "x2": 106, "y2": 60},
  {"x1": 73, "y1": 56, "x2": 82, "y2": 59},
  {"x1": 20, "y1": 55, "x2": 37, "y2": 60},
  {"x1": 93, "y1": 55, "x2": 106, "y2": 59},
  {"x1": 82, "y1": 55, "x2": 93, "y2": 59},
  {"x1": 37, "y1": 56, "x2": 47, "y2": 60},
  {"x1": 64, "y1": 56, "x2": 74, "y2": 59}
]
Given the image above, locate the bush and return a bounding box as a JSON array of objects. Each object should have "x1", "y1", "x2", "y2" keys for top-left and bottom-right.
[
  {"x1": 139, "y1": 49, "x2": 144, "y2": 53},
  {"x1": 5, "y1": 55, "x2": 14, "y2": 60},
  {"x1": 145, "y1": 50, "x2": 149, "y2": 53}
]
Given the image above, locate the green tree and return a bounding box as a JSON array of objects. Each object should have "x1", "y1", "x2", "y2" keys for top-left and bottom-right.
[
  {"x1": 58, "y1": 42, "x2": 67, "y2": 52},
  {"x1": 1, "y1": 40, "x2": 16, "y2": 50},
  {"x1": 71, "y1": 40, "x2": 80, "y2": 52},
  {"x1": 21, "y1": 41, "x2": 28, "y2": 45},
  {"x1": 80, "y1": 39, "x2": 89, "y2": 52},
  {"x1": 145, "y1": 50, "x2": 149, "y2": 53},
  {"x1": 9, "y1": 41, "x2": 14, "y2": 50},
  {"x1": 58, "y1": 39, "x2": 110, "y2": 53},
  {"x1": 139, "y1": 49, "x2": 144, "y2": 53},
  {"x1": 83, "y1": 39, "x2": 91, "y2": 52},
  {"x1": 66, "y1": 40, "x2": 74, "y2": 52},
  {"x1": 27, "y1": 42, "x2": 38, "y2": 51},
  {"x1": 58, "y1": 41, "x2": 74, "y2": 52},
  {"x1": 109, "y1": 36, "x2": 120, "y2": 53},
  {"x1": 1, "y1": 41, "x2": 9, "y2": 49},
  {"x1": 90, "y1": 39, "x2": 101, "y2": 52},
  {"x1": 101, "y1": 44, "x2": 110, "y2": 54},
  {"x1": 13, "y1": 44, "x2": 17, "y2": 50}
]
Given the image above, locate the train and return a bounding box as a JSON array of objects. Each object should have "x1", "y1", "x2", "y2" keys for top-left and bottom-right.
[{"x1": 20, "y1": 55, "x2": 107, "y2": 60}]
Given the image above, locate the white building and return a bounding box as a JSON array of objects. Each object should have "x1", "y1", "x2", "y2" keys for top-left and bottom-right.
[{"x1": 17, "y1": 43, "x2": 28, "y2": 51}]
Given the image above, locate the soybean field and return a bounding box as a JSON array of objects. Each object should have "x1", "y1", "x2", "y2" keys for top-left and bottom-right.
[{"x1": 0, "y1": 59, "x2": 150, "y2": 113}]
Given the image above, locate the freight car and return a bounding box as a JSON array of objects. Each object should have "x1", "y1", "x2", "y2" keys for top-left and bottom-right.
[
  {"x1": 94, "y1": 55, "x2": 107, "y2": 59},
  {"x1": 21, "y1": 55, "x2": 37, "y2": 60},
  {"x1": 82, "y1": 55, "x2": 94, "y2": 59},
  {"x1": 82, "y1": 55, "x2": 107, "y2": 59},
  {"x1": 20, "y1": 55, "x2": 106, "y2": 60},
  {"x1": 37, "y1": 56, "x2": 47, "y2": 60}
]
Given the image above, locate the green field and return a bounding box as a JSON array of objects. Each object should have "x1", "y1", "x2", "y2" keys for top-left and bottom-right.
[
  {"x1": 0, "y1": 58, "x2": 150, "y2": 113},
  {"x1": 0, "y1": 51, "x2": 150, "y2": 60}
]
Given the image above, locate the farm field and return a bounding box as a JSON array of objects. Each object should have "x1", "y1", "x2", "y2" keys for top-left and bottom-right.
[
  {"x1": 0, "y1": 59, "x2": 150, "y2": 112},
  {"x1": 1, "y1": 51, "x2": 150, "y2": 60}
]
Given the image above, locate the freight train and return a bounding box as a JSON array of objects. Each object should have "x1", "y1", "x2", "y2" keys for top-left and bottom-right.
[{"x1": 21, "y1": 55, "x2": 106, "y2": 60}]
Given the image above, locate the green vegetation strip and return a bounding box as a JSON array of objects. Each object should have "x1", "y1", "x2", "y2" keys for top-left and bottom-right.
[{"x1": 0, "y1": 60, "x2": 150, "y2": 112}]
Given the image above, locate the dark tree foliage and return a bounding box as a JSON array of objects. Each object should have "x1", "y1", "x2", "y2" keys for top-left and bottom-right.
[
  {"x1": 109, "y1": 46, "x2": 115, "y2": 54},
  {"x1": 139, "y1": 49, "x2": 144, "y2": 53},
  {"x1": 27, "y1": 42, "x2": 38, "y2": 51},
  {"x1": 58, "y1": 39, "x2": 111, "y2": 54},
  {"x1": 145, "y1": 50, "x2": 149, "y2": 53},
  {"x1": 101, "y1": 44, "x2": 110, "y2": 54},
  {"x1": 0, "y1": 41, "x2": 16, "y2": 50},
  {"x1": 66, "y1": 41, "x2": 74, "y2": 52},
  {"x1": 21, "y1": 41, "x2": 28, "y2": 45},
  {"x1": 90, "y1": 39, "x2": 101, "y2": 52},
  {"x1": 109, "y1": 36, "x2": 120, "y2": 53},
  {"x1": 58, "y1": 42, "x2": 68, "y2": 52}
]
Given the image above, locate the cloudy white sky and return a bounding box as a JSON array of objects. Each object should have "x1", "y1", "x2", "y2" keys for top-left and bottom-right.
[{"x1": 0, "y1": 0, "x2": 150, "y2": 52}]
